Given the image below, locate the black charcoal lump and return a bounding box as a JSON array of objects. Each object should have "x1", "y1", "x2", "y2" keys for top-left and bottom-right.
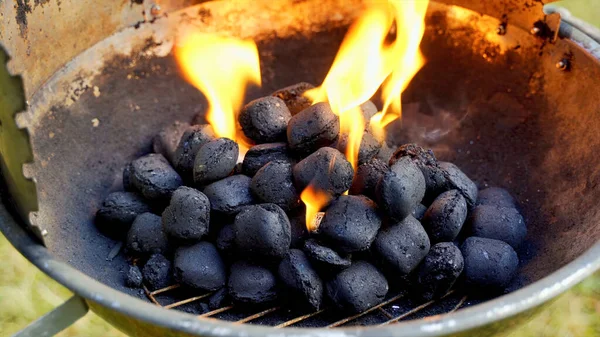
[
  {"x1": 203, "y1": 175, "x2": 255, "y2": 215},
  {"x1": 239, "y1": 96, "x2": 292, "y2": 143},
  {"x1": 440, "y1": 162, "x2": 478, "y2": 207},
  {"x1": 349, "y1": 158, "x2": 388, "y2": 200},
  {"x1": 303, "y1": 239, "x2": 351, "y2": 271},
  {"x1": 126, "y1": 213, "x2": 169, "y2": 256},
  {"x1": 318, "y1": 195, "x2": 382, "y2": 253},
  {"x1": 332, "y1": 130, "x2": 381, "y2": 165},
  {"x1": 289, "y1": 210, "x2": 309, "y2": 248},
  {"x1": 216, "y1": 224, "x2": 236, "y2": 256},
  {"x1": 233, "y1": 203, "x2": 291, "y2": 259},
  {"x1": 153, "y1": 121, "x2": 190, "y2": 164},
  {"x1": 412, "y1": 204, "x2": 427, "y2": 221},
  {"x1": 142, "y1": 254, "x2": 172, "y2": 290},
  {"x1": 422, "y1": 190, "x2": 468, "y2": 243},
  {"x1": 373, "y1": 216, "x2": 430, "y2": 275},
  {"x1": 174, "y1": 242, "x2": 226, "y2": 291},
  {"x1": 242, "y1": 142, "x2": 294, "y2": 177},
  {"x1": 416, "y1": 242, "x2": 464, "y2": 301},
  {"x1": 326, "y1": 261, "x2": 388, "y2": 313},
  {"x1": 208, "y1": 288, "x2": 228, "y2": 310},
  {"x1": 461, "y1": 237, "x2": 518, "y2": 289},
  {"x1": 123, "y1": 163, "x2": 134, "y2": 191},
  {"x1": 161, "y1": 186, "x2": 211, "y2": 241},
  {"x1": 126, "y1": 265, "x2": 143, "y2": 288},
  {"x1": 468, "y1": 205, "x2": 527, "y2": 249},
  {"x1": 377, "y1": 156, "x2": 426, "y2": 221},
  {"x1": 251, "y1": 160, "x2": 300, "y2": 211},
  {"x1": 193, "y1": 137, "x2": 239, "y2": 185},
  {"x1": 271, "y1": 82, "x2": 315, "y2": 115},
  {"x1": 293, "y1": 147, "x2": 354, "y2": 196},
  {"x1": 228, "y1": 261, "x2": 278, "y2": 304},
  {"x1": 96, "y1": 191, "x2": 151, "y2": 239},
  {"x1": 287, "y1": 102, "x2": 340, "y2": 154},
  {"x1": 173, "y1": 124, "x2": 216, "y2": 179},
  {"x1": 130, "y1": 153, "x2": 183, "y2": 201},
  {"x1": 278, "y1": 249, "x2": 323, "y2": 310},
  {"x1": 476, "y1": 187, "x2": 517, "y2": 208}
]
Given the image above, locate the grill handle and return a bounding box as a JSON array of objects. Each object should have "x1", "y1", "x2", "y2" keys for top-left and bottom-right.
[{"x1": 11, "y1": 296, "x2": 89, "y2": 337}]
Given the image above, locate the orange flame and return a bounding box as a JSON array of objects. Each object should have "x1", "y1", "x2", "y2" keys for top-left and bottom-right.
[
  {"x1": 174, "y1": 32, "x2": 261, "y2": 153},
  {"x1": 300, "y1": 184, "x2": 332, "y2": 232}
]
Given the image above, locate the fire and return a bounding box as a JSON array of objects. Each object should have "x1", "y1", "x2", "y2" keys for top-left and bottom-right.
[
  {"x1": 174, "y1": 32, "x2": 261, "y2": 152},
  {"x1": 300, "y1": 184, "x2": 332, "y2": 232}
]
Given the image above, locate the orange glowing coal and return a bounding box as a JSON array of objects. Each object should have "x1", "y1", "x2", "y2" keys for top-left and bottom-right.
[
  {"x1": 300, "y1": 184, "x2": 332, "y2": 232},
  {"x1": 174, "y1": 32, "x2": 261, "y2": 153}
]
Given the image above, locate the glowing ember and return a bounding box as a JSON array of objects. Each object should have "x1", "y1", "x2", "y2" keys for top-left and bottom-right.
[
  {"x1": 174, "y1": 33, "x2": 261, "y2": 153},
  {"x1": 300, "y1": 184, "x2": 332, "y2": 232}
]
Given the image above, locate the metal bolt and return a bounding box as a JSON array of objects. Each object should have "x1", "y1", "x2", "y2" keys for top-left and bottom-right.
[
  {"x1": 496, "y1": 24, "x2": 506, "y2": 35},
  {"x1": 150, "y1": 4, "x2": 161, "y2": 17},
  {"x1": 556, "y1": 59, "x2": 570, "y2": 71},
  {"x1": 531, "y1": 26, "x2": 541, "y2": 35}
]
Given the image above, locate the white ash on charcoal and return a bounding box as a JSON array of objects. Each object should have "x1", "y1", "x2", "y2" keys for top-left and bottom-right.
[
  {"x1": 278, "y1": 249, "x2": 324, "y2": 310},
  {"x1": 153, "y1": 121, "x2": 190, "y2": 165},
  {"x1": 250, "y1": 160, "x2": 300, "y2": 211},
  {"x1": 422, "y1": 190, "x2": 468, "y2": 243},
  {"x1": 271, "y1": 82, "x2": 315, "y2": 115},
  {"x1": 233, "y1": 203, "x2": 291, "y2": 260},
  {"x1": 331, "y1": 129, "x2": 382, "y2": 165},
  {"x1": 303, "y1": 238, "x2": 351, "y2": 272},
  {"x1": 461, "y1": 237, "x2": 518, "y2": 289},
  {"x1": 476, "y1": 187, "x2": 517, "y2": 208},
  {"x1": 372, "y1": 215, "x2": 430, "y2": 275},
  {"x1": 293, "y1": 147, "x2": 354, "y2": 196},
  {"x1": 125, "y1": 265, "x2": 143, "y2": 288},
  {"x1": 208, "y1": 287, "x2": 229, "y2": 310},
  {"x1": 161, "y1": 186, "x2": 211, "y2": 242},
  {"x1": 359, "y1": 101, "x2": 378, "y2": 126},
  {"x1": 95, "y1": 191, "x2": 151, "y2": 239},
  {"x1": 173, "y1": 242, "x2": 226, "y2": 291},
  {"x1": 228, "y1": 261, "x2": 278, "y2": 305},
  {"x1": 416, "y1": 242, "x2": 464, "y2": 301},
  {"x1": 376, "y1": 156, "x2": 426, "y2": 221},
  {"x1": 467, "y1": 205, "x2": 526, "y2": 249},
  {"x1": 239, "y1": 96, "x2": 292, "y2": 143},
  {"x1": 142, "y1": 253, "x2": 172, "y2": 290},
  {"x1": 202, "y1": 175, "x2": 255, "y2": 215},
  {"x1": 173, "y1": 124, "x2": 216, "y2": 180},
  {"x1": 326, "y1": 261, "x2": 389, "y2": 314},
  {"x1": 412, "y1": 203, "x2": 427, "y2": 221},
  {"x1": 349, "y1": 158, "x2": 388, "y2": 200},
  {"x1": 193, "y1": 137, "x2": 239, "y2": 186},
  {"x1": 439, "y1": 162, "x2": 478, "y2": 207},
  {"x1": 130, "y1": 153, "x2": 183, "y2": 202},
  {"x1": 318, "y1": 195, "x2": 381, "y2": 254},
  {"x1": 126, "y1": 213, "x2": 170, "y2": 256},
  {"x1": 242, "y1": 142, "x2": 295, "y2": 177},
  {"x1": 287, "y1": 102, "x2": 340, "y2": 154}
]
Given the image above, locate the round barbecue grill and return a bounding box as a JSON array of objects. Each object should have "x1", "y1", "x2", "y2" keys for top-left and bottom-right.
[{"x1": 1, "y1": 0, "x2": 599, "y2": 336}]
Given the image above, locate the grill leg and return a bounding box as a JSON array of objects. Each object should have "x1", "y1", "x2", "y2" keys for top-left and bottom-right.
[{"x1": 11, "y1": 295, "x2": 89, "y2": 337}]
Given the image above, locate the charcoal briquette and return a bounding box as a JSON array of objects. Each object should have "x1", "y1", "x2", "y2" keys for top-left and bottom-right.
[
  {"x1": 332, "y1": 129, "x2": 382, "y2": 165},
  {"x1": 203, "y1": 175, "x2": 255, "y2": 215},
  {"x1": 439, "y1": 162, "x2": 478, "y2": 207},
  {"x1": 289, "y1": 210, "x2": 309, "y2": 248},
  {"x1": 326, "y1": 261, "x2": 388, "y2": 313},
  {"x1": 233, "y1": 203, "x2": 291, "y2": 259},
  {"x1": 422, "y1": 190, "x2": 468, "y2": 243},
  {"x1": 416, "y1": 242, "x2": 464, "y2": 301},
  {"x1": 142, "y1": 254, "x2": 172, "y2": 290},
  {"x1": 174, "y1": 242, "x2": 226, "y2": 291},
  {"x1": 125, "y1": 265, "x2": 143, "y2": 288},
  {"x1": 193, "y1": 138, "x2": 239, "y2": 185},
  {"x1": 293, "y1": 147, "x2": 353, "y2": 196},
  {"x1": 476, "y1": 187, "x2": 517, "y2": 208},
  {"x1": 251, "y1": 160, "x2": 300, "y2": 211},
  {"x1": 372, "y1": 215, "x2": 430, "y2": 275},
  {"x1": 461, "y1": 237, "x2": 518, "y2": 289},
  {"x1": 208, "y1": 287, "x2": 228, "y2": 310},
  {"x1": 287, "y1": 102, "x2": 340, "y2": 154},
  {"x1": 360, "y1": 100, "x2": 378, "y2": 127},
  {"x1": 131, "y1": 153, "x2": 183, "y2": 202},
  {"x1": 375, "y1": 141, "x2": 396, "y2": 164},
  {"x1": 412, "y1": 203, "x2": 427, "y2": 221},
  {"x1": 303, "y1": 238, "x2": 351, "y2": 271},
  {"x1": 278, "y1": 249, "x2": 323, "y2": 310},
  {"x1": 216, "y1": 224, "x2": 236, "y2": 256},
  {"x1": 349, "y1": 158, "x2": 388, "y2": 200},
  {"x1": 153, "y1": 121, "x2": 190, "y2": 164},
  {"x1": 318, "y1": 195, "x2": 381, "y2": 253},
  {"x1": 467, "y1": 205, "x2": 527, "y2": 249},
  {"x1": 173, "y1": 124, "x2": 217, "y2": 180},
  {"x1": 242, "y1": 142, "x2": 294, "y2": 177},
  {"x1": 271, "y1": 82, "x2": 315, "y2": 115},
  {"x1": 161, "y1": 186, "x2": 210, "y2": 241},
  {"x1": 126, "y1": 213, "x2": 169, "y2": 256},
  {"x1": 239, "y1": 96, "x2": 292, "y2": 143},
  {"x1": 123, "y1": 163, "x2": 134, "y2": 191},
  {"x1": 95, "y1": 191, "x2": 151, "y2": 239},
  {"x1": 376, "y1": 157, "x2": 426, "y2": 221},
  {"x1": 228, "y1": 261, "x2": 278, "y2": 304}
]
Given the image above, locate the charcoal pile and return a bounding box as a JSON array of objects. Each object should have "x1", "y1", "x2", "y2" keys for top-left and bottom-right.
[{"x1": 96, "y1": 83, "x2": 527, "y2": 315}]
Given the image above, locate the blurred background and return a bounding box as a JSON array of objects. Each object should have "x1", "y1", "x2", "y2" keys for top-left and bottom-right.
[{"x1": 1, "y1": 233, "x2": 598, "y2": 337}]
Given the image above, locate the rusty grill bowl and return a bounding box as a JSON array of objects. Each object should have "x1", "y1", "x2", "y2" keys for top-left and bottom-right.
[{"x1": 1, "y1": 0, "x2": 600, "y2": 336}]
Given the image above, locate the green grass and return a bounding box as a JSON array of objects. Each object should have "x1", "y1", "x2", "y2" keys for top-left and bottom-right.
[{"x1": 0, "y1": 233, "x2": 598, "y2": 337}]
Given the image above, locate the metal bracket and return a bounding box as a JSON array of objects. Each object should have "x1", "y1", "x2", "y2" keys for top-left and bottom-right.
[
  {"x1": 11, "y1": 296, "x2": 89, "y2": 337},
  {"x1": 544, "y1": 1, "x2": 600, "y2": 44}
]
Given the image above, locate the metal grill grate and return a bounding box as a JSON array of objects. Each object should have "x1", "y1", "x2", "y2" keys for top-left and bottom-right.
[{"x1": 143, "y1": 284, "x2": 468, "y2": 328}]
